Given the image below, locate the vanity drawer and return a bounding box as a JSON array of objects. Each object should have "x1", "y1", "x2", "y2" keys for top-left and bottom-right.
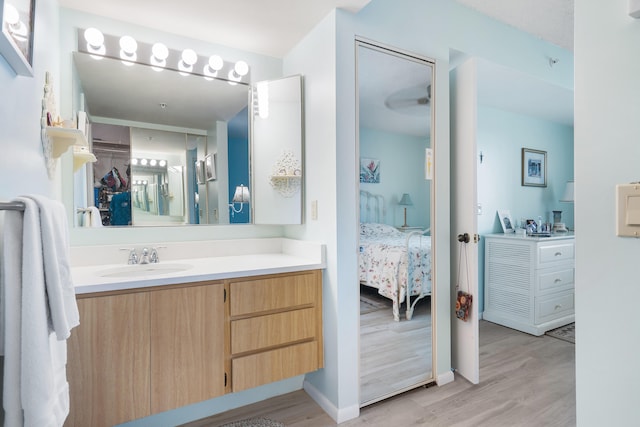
[
  {"x1": 231, "y1": 308, "x2": 317, "y2": 354},
  {"x1": 229, "y1": 271, "x2": 320, "y2": 316},
  {"x1": 535, "y1": 291, "x2": 574, "y2": 323},
  {"x1": 538, "y1": 243, "x2": 574, "y2": 265},
  {"x1": 231, "y1": 341, "x2": 319, "y2": 392},
  {"x1": 536, "y1": 267, "x2": 574, "y2": 294}
]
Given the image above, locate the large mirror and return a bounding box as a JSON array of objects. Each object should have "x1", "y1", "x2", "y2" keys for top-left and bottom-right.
[
  {"x1": 73, "y1": 49, "x2": 250, "y2": 227},
  {"x1": 357, "y1": 41, "x2": 434, "y2": 406}
]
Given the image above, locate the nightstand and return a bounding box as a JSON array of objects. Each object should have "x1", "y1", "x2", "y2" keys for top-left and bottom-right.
[{"x1": 396, "y1": 226, "x2": 424, "y2": 233}]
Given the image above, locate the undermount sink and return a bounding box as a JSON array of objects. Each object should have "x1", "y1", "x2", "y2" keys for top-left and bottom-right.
[{"x1": 97, "y1": 263, "x2": 193, "y2": 278}]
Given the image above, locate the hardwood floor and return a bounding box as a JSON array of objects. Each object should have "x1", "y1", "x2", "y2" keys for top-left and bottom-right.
[
  {"x1": 359, "y1": 287, "x2": 432, "y2": 405},
  {"x1": 182, "y1": 321, "x2": 575, "y2": 427}
]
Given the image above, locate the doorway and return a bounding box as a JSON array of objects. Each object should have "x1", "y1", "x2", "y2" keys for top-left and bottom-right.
[{"x1": 356, "y1": 40, "x2": 436, "y2": 406}]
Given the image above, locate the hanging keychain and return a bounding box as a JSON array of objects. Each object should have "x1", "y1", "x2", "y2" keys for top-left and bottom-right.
[{"x1": 455, "y1": 238, "x2": 473, "y2": 322}]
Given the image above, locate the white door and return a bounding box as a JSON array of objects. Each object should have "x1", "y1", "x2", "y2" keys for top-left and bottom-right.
[{"x1": 449, "y1": 57, "x2": 480, "y2": 384}]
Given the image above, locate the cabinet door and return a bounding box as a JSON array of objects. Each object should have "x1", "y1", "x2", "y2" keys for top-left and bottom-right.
[
  {"x1": 66, "y1": 293, "x2": 151, "y2": 427},
  {"x1": 150, "y1": 282, "x2": 227, "y2": 413}
]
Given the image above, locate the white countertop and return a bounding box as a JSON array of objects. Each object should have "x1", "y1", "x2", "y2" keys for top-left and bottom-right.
[{"x1": 71, "y1": 238, "x2": 325, "y2": 294}]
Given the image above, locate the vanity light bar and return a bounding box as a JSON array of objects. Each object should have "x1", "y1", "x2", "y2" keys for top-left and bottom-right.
[
  {"x1": 132, "y1": 158, "x2": 167, "y2": 168},
  {"x1": 78, "y1": 28, "x2": 250, "y2": 85}
]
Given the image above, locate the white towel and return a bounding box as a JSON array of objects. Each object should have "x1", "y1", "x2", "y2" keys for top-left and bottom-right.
[
  {"x1": 3, "y1": 196, "x2": 79, "y2": 427},
  {"x1": 87, "y1": 206, "x2": 102, "y2": 227}
]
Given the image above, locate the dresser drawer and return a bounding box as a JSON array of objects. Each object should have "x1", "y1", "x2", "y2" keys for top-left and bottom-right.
[
  {"x1": 538, "y1": 242, "x2": 574, "y2": 265},
  {"x1": 231, "y1": 308, "x2": 317, "y2": 354},
  {"x1": 535, "y1": 291, "x2": 574, "y2": 323},
  {"x1": 231, "y1": 341, "x2": 320, "y2": 392},
  {"x1": 537, "y1": 267, "x2": 574, "y2": 295},
  {"x1": 230, "y1": 272, "x2": 319, "y2": 316}
]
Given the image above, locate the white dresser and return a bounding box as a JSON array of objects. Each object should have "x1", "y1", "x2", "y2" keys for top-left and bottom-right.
[{"x1": 483, "y1": 233, "x2": 575, "y2": 336}]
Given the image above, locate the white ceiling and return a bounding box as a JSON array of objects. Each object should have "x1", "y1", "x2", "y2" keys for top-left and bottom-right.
[
  {"x1": 58, "y1": 0, "x2": 371, "y2": 58},
  {"x1": 455, "y1": 0, "x2": 574, "y2": 51}
]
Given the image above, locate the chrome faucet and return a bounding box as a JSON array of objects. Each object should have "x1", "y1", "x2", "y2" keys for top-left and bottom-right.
[
  {"x1": 121, "y1": 248, "x2": 138, "y2": 265},
  {"x1": 149, "y1": 247, "x2": 159, "y2": 264},
  {"x1": 140, "y1": 247, "x2": 150, "y2": 264}
]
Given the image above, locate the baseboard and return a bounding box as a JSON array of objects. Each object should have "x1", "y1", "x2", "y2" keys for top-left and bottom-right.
[
  {"x1": 303, "y1": 380, "x2": 359, "y2": 424},
  {"x1": 436, "y1": 370, "x2": 455, "y2": 386}
]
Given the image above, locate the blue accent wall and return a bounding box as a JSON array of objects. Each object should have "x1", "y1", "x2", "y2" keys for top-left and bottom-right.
[
  {"x1": 228, "y1": 107, "x2": 250, "y2": 223},
  {"x1": 477, "y1": 106, "x2": 574, "y2": 312}
]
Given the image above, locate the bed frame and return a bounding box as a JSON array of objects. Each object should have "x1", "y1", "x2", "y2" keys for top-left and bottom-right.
[{"x1": 359, "y1": 190, "x2": 431, "y2": 321}]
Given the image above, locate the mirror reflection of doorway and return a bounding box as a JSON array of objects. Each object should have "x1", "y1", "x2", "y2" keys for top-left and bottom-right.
[{"x1": 357, "y1": 41, "x2": 436, "y2": 406}]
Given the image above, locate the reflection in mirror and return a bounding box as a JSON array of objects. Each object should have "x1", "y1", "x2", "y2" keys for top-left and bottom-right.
[
  {"x1": 357, "y1": 42, "x2": 434, "y2": 406},
  {"x1": 73, "y1": 50, "x2": 250, "y2": 227},
  {"x1": 252, "y1": 75, "x2": 304, "y2": 225}
]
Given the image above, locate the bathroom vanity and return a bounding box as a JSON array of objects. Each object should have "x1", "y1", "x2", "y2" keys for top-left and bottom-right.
[{"x1": 64, "y1": 239, "x2": 325, "y2": 427}]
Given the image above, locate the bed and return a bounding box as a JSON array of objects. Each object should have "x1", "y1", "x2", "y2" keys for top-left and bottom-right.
[{"x1": 359, "y1": 191, "x2": 432, "y2": 321}]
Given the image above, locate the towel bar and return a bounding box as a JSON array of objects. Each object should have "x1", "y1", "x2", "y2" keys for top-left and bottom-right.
[{"x1": 0, "y1": 201, "x2": 25, "y2": 211}]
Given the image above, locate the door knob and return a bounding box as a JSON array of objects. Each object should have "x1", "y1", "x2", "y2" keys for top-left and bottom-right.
[{"x1": 457, "y1": 233, "x2": 470, "y2": 243}]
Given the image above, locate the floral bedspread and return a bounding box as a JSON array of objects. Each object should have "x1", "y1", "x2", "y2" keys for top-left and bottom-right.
[{"x1": 358, "y1": 223, "x2": 432, "y2": 311}]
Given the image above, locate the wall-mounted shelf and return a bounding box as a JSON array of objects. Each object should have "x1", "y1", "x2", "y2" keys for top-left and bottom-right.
[
  {"x1": 46, "y1": 127, "x2": 88, "y2": 158},
  {"x1": 269, "y1": 174, "x2": 302, "y2": 198},
  {"x1": 73, "y1": 145, "x2": 97, "y2": 172}
]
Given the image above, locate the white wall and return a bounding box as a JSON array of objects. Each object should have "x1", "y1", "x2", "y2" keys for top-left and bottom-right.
[
  {"x1": 574, "y1": 1, "x2": 640, "y2": 425},
  {"x1": 359, "y1": 127, "x2": 431, "y2": 228},
  {"x1": 0, "y1": 0, "x2": 60, "y2": 203}
]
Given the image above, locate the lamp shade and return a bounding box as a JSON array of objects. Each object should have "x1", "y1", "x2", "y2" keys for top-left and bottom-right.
[
  {"x1": 232, "y1": 185, "x2": 250, "y2": 203},
  {"x1": 399, "y1": 193, "x2": 413, "y2": 206},
  {"x1": 560, "y1": 181, "x2": 574, "y2": 202}
]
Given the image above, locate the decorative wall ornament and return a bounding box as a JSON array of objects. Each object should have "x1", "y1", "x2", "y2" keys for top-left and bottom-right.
[
  {"x1": 41, "y1": 71, "x2": 56, "y2": 178},
  {"x1": 269, "y1": 150, "x2": 301, "y2": 198}
]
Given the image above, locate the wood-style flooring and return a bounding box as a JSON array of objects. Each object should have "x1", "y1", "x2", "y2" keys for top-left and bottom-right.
[
  {"x1": 183, "y1": 321, "x2": 575, "y2": 427},
  {"x1": 359, "y1": 286, "x2": 432, "y2": 405}
]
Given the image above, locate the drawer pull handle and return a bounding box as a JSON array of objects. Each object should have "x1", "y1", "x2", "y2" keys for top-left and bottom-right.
[
  {"x1": 554, "y1": 279, "x2": 562, "y2": 283},
  {"x1": 555, "y1": 304, "x2": 563, "y2": 310},
  {"x1": 554, "y1": 252, "x2": 563, "y2": 257}
]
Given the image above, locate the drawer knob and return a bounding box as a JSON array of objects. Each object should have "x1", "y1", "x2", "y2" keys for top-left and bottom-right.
[
  {"x1": 555, "y1": 304, "x2": 563, "y2": 310},
  {"x1": 554, "y1": 252, "x2": 563, "y2": 257},
  {"x1": 554, "y1": 278, "x2": 562, "y2": 283}
]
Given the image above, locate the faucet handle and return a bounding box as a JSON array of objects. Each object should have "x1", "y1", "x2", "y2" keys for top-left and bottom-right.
[
  {"x1": 150, "y1": 248, "x2": 159, "y2": 263},
  {"x1": 120, "y1": 248, "x2": 138, "y2": 265}
]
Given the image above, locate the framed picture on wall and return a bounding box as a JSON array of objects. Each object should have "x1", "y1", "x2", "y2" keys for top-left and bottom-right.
[
  {"x1": 360, "y1": 158, "x2": 380, "y2": 183},
  {"x1": 497, "y1": 209, "x2": 515, "y2": 233},
  {"x1": 0, "y1": 0, "x2": 35, "y2": 76},
  {"x1": 205, "y1": 153, "x2": 216, "y2": 181},
  {"x1": 521, "y1": 148, "x2": 547, "y2": 187},
  {"x1": 195, "y1": 160, "x2": 205, "y2": 184}
]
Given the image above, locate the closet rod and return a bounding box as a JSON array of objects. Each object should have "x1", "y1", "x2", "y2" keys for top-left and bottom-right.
[{"x1": 0, "y1": 201, "x2": 25, "y2": 211}]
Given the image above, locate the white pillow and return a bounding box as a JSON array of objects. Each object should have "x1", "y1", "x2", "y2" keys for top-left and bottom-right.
[{"x1": 360, "y1": 222, "x2": 399, "y2": 236}]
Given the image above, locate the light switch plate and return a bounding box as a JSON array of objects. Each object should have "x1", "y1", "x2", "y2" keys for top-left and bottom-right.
[{"x1": 616, "y1": 184, "x2": 640, "y2": 237}]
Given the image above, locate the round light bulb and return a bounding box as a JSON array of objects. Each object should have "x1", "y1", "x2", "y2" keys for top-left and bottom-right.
[
  {"x1": 234, "y1": 60, "x2": 249, "y2": 76},
  {"x1": 4, "y1": 4, "x2": 19, "y2": 25},
  {"x1": 84, "y1": 28, "x2": 104, "y2": 48},
  {"x1": 140, "y1": 158, "x2": 148, "y2": 166},
  {"x1": 131, "y1": 158, "x2": 139, "y2": 165},
  {"x1": 119, "y1": 35, "x2": 137, "y2": 54},
  {"x1": 152, "y1": 42, "x2": 169, "y2": 60},
  {"x1": 159, "y1": 160, "x2": 167, "y2": 167},
  {"x1": 149, "y1": 159, "x2": 157, "y2": 166},
  {"x1": 208, "y1": 55, "x2": 224, "y2": 71},
  {"x1": 181, "y1": 49, "x2": 197, "y2": 66},
  {"x1": 143, "y1": 180, "x2": 148, "y2": 185}
]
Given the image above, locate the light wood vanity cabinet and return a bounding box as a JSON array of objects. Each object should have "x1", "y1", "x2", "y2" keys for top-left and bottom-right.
[
  {"x1": 66, "y1": 292, "x2": 151, "y2": 427},
  {"x1": 66, "y1": 281, "x2": 227, "y2": 427},
  {"x1": 229, "y1": 270, "x2": 324, "y2": 392},
  {"x1": 66, "y1": 270, "x2": 323, "y2": 426}
]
